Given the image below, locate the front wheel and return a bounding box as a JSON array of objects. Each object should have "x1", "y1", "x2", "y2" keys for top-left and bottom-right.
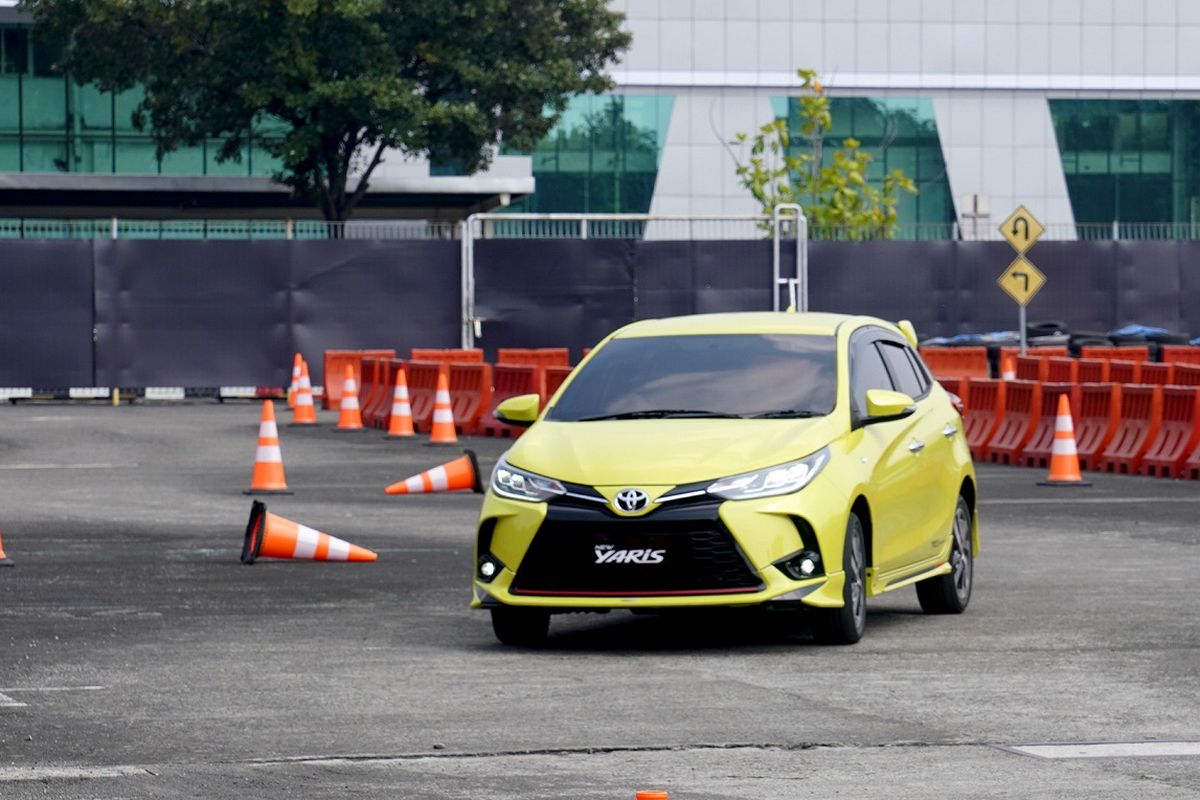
[
  {"x1": 810, "y1": 512, "x2": 867, "y2": 645},
  {"x1": 491, "y1": 607, "x2": 550, "y2": 647},
  {"x1": 916, "y1": 495, "x2": 973, "y2": 614}
]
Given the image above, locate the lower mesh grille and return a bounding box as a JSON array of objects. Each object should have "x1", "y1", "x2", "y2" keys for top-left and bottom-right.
[{"x1": 510, "y1": 515, "x2": 763, "y2": 596}]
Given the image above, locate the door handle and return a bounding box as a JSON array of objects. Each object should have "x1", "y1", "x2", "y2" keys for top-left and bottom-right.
[
  {"x1": 908, "y1": 440, "x2": 926, "y2": 454},
  {"x1": 943, "y1": 424, "x2": 958, "y2": 438}
]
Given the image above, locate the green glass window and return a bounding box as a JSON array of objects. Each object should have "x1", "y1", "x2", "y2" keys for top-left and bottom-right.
[
  {"x1": 504, "y1": 94, "x2": 674, "y2": 214},
  {"x1": 771, "y1": 96, "x2": 956, "y2": 232},
  {"x1": 1050, "y1": 99, "x2": 1200, "y2": 224}
]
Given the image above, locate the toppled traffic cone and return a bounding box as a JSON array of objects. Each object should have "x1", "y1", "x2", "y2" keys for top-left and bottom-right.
[
  {"x1": 335, "y1": 364, "x2": 364, "y2": 431},
  {"x1": 288, "y1": 352, "x2": 302, "y2": 408},
  {"x1": 385, "y1": 367, "x2": 415, "y2": 438},
  {"x1": 636, "y1": 793, "x2": 669, "y2": 800},
  {"x1": 426, "y1": 371, "x2": 457, "y2": 445},
  {"x1": 1001, "y1": 355, "x2": 1016, "y2": 381},
  {"x1": 245, "y1": 400, "x2": 292, "y2": 494},
  {"x1": 290, "y1": 360, "x2": 318, "y2": 426},
  {"x1": 1038, "y1": 394, "x2": 1092, "y2": 487},
  {"x1": 241, "y1": 501, "x2": 376, "y2": 564},
  {"x1": 386, "y1": 450, "x2": 482, "y2": 495},
  {"x1": 0, "y1": 527, "x2": 12, "y2": 567}
]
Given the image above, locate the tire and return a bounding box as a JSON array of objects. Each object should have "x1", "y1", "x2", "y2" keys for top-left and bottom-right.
[
  {"x1": 490, "y1": 607, "x2": 550, "y2": 647},
  {"x1": 810, "y1": 512, "x2": 867, "y2": 645},
  {"x1": 916, "y1": 495, "x2": 973, "y2": 614}
]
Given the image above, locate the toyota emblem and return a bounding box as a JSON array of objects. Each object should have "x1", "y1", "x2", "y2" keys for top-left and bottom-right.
[{"x1": 613, "y1": 488, "x2": 650, "y2": 513}]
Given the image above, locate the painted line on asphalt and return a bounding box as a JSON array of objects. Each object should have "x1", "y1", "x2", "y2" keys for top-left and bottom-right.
[
  {"x1": 1003, "y1": 741, "x2": 1200, "y2": 759},
  {"x1": 0, "y1": 766, "x2": 150, "y2": 781},
  {"x1": 981, "y1": 497, "x2": 1200, "y2": 506},
  {"x1": 0, "y1": 692, "x2": 28, "y2": 708},
  {"x1": 0, "y1": 463, "x2": 132, "y2": 471},
  {"x1": 0, "y1": 685, "x2": 106, "y2": 693}
]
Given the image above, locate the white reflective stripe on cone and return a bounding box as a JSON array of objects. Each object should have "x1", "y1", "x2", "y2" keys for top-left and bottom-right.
[
  {"x1": 1051, "y1": 438, "x2": 1078, "y2": 456},
  {"x1": 405, "y1": 475, "x2": 425, "y2": 492},
  {"x1": 1055, "y1": 416, "x2": 1074, "y2": 432},
  {"x1": 429, "y1": 466, "x2": 449, "y2": 491},
  {"x1": 433, "y1": 409, "x2": 454, "y2": 423},
  {"x1": 435, "y1": 391, "x2": 451, "y2": 403},
  {"x1": 396, "y1": 387, "x2": 410, "y2": 400},
  {"x1": 260, "y1": 421, "x2": 279, "y2": 438},
  {"x1": 392, "y1": 402, "x2": 412, "y2": 414},
  {"x1": 296, "y1": 394, "x2": 314, "y2": 407},
  {"x1": 256, "y1": 445, "x2": 283, "y2": 462},
  {"x1": 343, "y1": 397, "x2": 360, "y2": 409},
  {"x1": 293, "y1": 525, "x2": 320, "y2": 559},
  {"x1": 344, "y1": 381, "x2": 358, "y2": 393},
  {"x1": 326, "y1": 538, "x2": 350, "y2": 561}
]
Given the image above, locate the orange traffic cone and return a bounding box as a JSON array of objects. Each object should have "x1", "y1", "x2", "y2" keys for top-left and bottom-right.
[
  {"x1": 0, "y1": 527, "x2": 12, "y2": 567},
  {"x1": 636, "y1": 793, "x2": 669, "y2": 800},
  {"x1": 241, "y1": 501, "x2": 376, "y2": 564},
  {"x1": 287, "y1": 352, "x2": 302, "y2": 408},
  {"x1": 426, "y1": 371, "x2": 457, "y2": 445},
  {"x1": 290, "y1": 360, "x2": 318, "y2": 426},
  {"x1": 1038, "y1": 394, "x2": 1092, "y2": 487},
  {"x1": 1001, "y1": 355, "x2": 1016, "y2": 381},
  {"x1": 245, "y1": 400, "x2": 292, "y2": 495},
  {"x1": 384, "y1": 367, "x2": 415, "y2": 438},
  {"x1": 335, "y1": 364, "x2": 364, "y2": 431},
  {"x1": 385, "y1": 450, "x2": 483, "y2": 494}
]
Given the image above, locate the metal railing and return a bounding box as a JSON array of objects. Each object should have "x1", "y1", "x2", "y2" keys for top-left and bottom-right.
[{"x1": 0, "y1": 218, "x2": 458, "y2": 240}]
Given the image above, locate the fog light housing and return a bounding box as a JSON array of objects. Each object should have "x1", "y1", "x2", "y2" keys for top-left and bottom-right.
[
  {"x1": 478, "y1": 554, "x2": 504, "y2": 582},
  {"x1": 776, "y1": 550, "x2": 823, "y2": 581}
]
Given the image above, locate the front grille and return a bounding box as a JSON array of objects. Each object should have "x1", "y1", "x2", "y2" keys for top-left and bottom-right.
[{"x1": 510, "y1": 505, "x2": 763, "y2": 596}]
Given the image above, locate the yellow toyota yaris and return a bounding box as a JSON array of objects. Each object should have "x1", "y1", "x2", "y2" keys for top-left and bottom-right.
[{"x1": 472, "y1": 312, "x2": 978, "y2": 646}]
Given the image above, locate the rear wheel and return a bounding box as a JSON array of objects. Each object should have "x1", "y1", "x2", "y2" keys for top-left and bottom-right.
[
  {"x1": 491, "y1": 607, "x2": 550, "y2": 647},
  {"x1": 916, "y1": 495, "x2": 973, "y2": 614},
  {"x1": 810, "y1": 512, "x2": 867, "y2": 645}
]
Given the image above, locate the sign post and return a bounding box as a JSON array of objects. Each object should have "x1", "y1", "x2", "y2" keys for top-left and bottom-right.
[{"x1": 998, "y1": 206, "x2": 1047, "y2": 355}]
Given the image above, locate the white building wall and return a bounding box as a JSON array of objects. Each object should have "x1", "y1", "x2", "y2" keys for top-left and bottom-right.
[{"x1": 609, "y1": 0, "x2": 1200, "y2": 236}]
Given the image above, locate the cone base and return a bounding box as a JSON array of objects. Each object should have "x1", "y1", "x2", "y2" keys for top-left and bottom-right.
[
  {"x1": 243, "y1": 489, "x2": 294, "y2": 495},
  {"x1": 333, "y1": 427, "x2": 365, "y2": 433},
  {"x1": 423, "y1": 441, "x2": 458, "y2": 447},
  {"x1": 384, "y1": 433, "x2": 415, "y2": 439},
  {"x1": 1037, "y1": 479, "x2": 1093, "y2": 487},
  {"x1": 0, "y1": 558, "x2": 13, "y2": 567},
  {"x1": 287, "y1": 421, "x2": 318, "y2": 427}
]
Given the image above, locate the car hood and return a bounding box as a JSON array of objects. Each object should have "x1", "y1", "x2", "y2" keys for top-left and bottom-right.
[{"x1": 505, "y1": 418, "x2": 840, "y2": 486}]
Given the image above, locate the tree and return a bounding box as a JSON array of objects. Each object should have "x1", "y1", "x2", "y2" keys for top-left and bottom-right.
[
  {"x1": 732, "y1": 69, "x2": 917, "y2": 239},
  {"x1": 25, "y1": 0, "x2": 631, "y2": 221}
]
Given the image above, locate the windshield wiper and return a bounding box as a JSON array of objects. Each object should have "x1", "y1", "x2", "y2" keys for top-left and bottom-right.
[
  {"x1": 747, "y1": 409, "x2": 825, "y2": 419},
  {"x1": 574, "y1": 409, "x2": 745, "y2": 421}
]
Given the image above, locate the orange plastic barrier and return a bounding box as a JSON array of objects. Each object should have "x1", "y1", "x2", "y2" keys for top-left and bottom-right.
[
  {"x1": 322, "y1": 349, "x2": 395, "y2": 410},
  {"x1": 1160, "y1": 345, "x2": 1200, "y2": 365},
  {"x1": 1139, "y1": 387, "x2": 1200, "y2": 478},
  {"x1": 985, "y1": 380, "x2": 1042, "y2": 464},
  {"x1": 1099, "y1": 385, "x2": 1162, "y2": 474},
  {"x1": 1014, "y1": 356, "x2": 1046, "y2": 382},
  {"x1": 1075, "y1": 359, "x2": 1110, "y2": 383},
  {"x1": 963, "y1": 378, "x2": 1006, "y2": 461},
  {"x1": 1044, "y1": 357, "x2": 1078, "y2": 384},
  {"x1": 357, "y1": 357, "x2": 388, "y2": 429},
  {"x1": 1075, "y1": 383, "x2": 1123, "y2": 470},
  {"x1": 1106, "y1": 360, "x2": 1142, "y2": 385},
  {"x1": 1173, "y1": 364, "x2": 1200, "y2": 387},
  {"x1": 1080, "y1": 345, "x2": 1152, "y2": 363},
  {"x1": 497, "y1": 348, "x2": 571, "y2": 368},
  {"x1": 410, "y1": 348, "x2": 484, "y2": 365},
  {"x1": 406, "y1": 360, "x2": 446, "y2": 432},
  {"x1": 999, "y1": 346, "x2": 1069, "y2": 364},
  {"x1": 1139, "y1": 362, "x2": 1173, "y2": 386},
  {"x1": 544, "y1": 365, "x2": 574, "y2": 401},
  {"x1": 918, "y1": 347, "x2": 989, "y2": 380},
  {"x1": 478, "y1": 364, "x2": 547, "y2": 438},
  {"x1": 447, "y1": 363, "x2": 494, "y2": 435},
  {"x1": 365, "y1": 359, "x2": 403, "y2": 429},
  {"x1": 1020, "y1": 383, "x2": 1082, "y2": 469}
]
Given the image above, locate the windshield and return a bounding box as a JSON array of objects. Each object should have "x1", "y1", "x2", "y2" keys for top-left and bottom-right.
[{"x1": 547, "y1": 334, "x2": 838, "y2": 421}]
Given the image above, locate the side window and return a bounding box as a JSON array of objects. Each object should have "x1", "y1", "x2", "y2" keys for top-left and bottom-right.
[
  {"x1": 851, "y1": 339, "x2": 894, "y2": 419},
  {"x1": 879, "y1": 342, "x2": 925, "y2": 399},
  {"x1": 904, "y1": 347, "x2": 932, "y2": 395}
]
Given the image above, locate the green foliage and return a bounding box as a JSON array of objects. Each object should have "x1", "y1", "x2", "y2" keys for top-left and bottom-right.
[
  {"x1": 24, "y1": 0, "x2": 631, "y2": 221},
  {"x1": 732, "y1": 69, "x2": 917, "y2": 240}
]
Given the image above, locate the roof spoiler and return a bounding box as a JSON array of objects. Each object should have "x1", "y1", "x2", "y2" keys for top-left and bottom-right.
[{"x1": 897, "y1": 320, "x2": 918, "y2": 347}]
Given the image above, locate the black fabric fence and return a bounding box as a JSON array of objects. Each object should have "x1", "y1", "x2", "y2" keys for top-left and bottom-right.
[{"x1": 2, "y1": 238, "x2": 1199, "y2": 388}]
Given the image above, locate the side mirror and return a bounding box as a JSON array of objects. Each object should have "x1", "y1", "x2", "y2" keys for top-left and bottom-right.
[
  {"x1": 495, "y1": 394, "x2": 541, "y2": 428},
  {"x1": 864, "y1": 389, "x2": 916, "y2": 424}
]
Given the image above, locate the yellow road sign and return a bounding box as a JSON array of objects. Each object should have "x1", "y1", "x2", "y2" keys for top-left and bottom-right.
[
  {"x1": 998, "y1": 256, "x2": 1046, "y2": 306},
  {"x1": 1000, "y1": 205, "x2": 1044, "y2": 253}
]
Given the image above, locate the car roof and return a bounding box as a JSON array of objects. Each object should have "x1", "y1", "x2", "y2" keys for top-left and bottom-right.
[{"x1": 610, "y1": 311, "x2": 898, "y2": 339}]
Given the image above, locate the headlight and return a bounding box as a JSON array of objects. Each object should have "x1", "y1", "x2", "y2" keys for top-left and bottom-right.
[
  {"x1": 707, "y1": 448, "x2": 830, "y2": 501},
  {"x1": 490, "y1": 455, "x2": 566, "y2": 503}
]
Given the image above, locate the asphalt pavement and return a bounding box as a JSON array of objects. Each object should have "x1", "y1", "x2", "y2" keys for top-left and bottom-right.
[{"x1": 0, "y1": 403, "x2": 1198, "y2": 799}]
